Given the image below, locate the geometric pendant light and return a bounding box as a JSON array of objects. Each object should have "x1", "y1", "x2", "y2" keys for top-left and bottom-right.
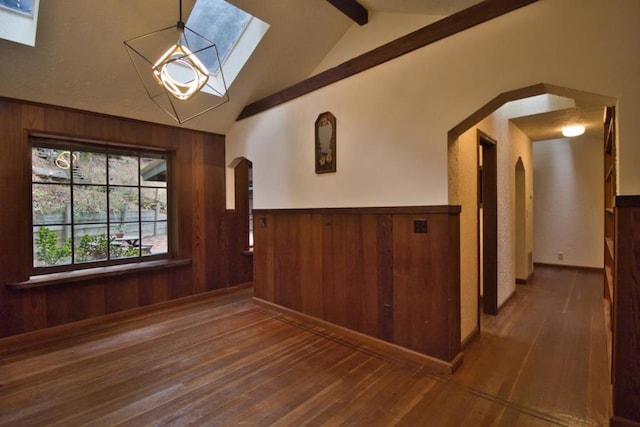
[{"x1": 124, "y1": 0, "x2": 229, "y2": 124}]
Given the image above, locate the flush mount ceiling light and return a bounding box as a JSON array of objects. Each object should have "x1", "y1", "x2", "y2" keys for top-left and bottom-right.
[
  {"x1": 124, "y1": 0, "x2": 229, "y2": 124},
  {"x1": 562, "y1": 125, "x2": 586, "y2": 137}
]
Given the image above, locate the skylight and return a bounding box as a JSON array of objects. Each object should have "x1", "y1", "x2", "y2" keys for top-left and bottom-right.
[
  {"x1": 0, "y1": 0, "x2": 40, "y2": 46},
  {"x1": 184, "y1": 0, "x2": 269, "y2": 92},
  {"x1": 0, "y1": 0, "x2": 33, "y2": 16}
]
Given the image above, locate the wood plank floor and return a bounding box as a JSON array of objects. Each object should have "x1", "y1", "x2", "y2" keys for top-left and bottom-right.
[{"x1": 0, "y1": 266, "x2": 610, "y2": 426}]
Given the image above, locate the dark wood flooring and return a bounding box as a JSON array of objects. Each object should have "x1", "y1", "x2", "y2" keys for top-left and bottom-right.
[{"x1": 0, "y1": 266, "x2": 610, "y2": 426}]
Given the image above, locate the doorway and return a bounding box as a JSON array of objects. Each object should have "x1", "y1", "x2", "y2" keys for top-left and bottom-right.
[
  {"x1": 448, "y1": 83, "x2": 616, "y2": 348},
  {"x1": 478, "y1": 131, "x2": 498, "y2": 315},
  {"x1": 515, "y1": 158, "x2": 528, "y2": 282}
]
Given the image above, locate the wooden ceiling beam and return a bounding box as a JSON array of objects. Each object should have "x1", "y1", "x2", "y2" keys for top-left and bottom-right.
[
  {"x1": 238, "y1": 0, "x2": 539, "y2": 121},
  {"x1": 326, "y1": 0, "x2": 368, "y2": 26}
]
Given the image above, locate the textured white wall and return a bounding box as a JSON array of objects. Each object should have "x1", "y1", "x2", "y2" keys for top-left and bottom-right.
[
  {"x1": 452, "y1": 124, "x2": 478, "y2": 342},
  {"x1": 455, "y1": 106, "x2": 534, "y2": 342},
  {"x1": 533, "y1": 136, "x2": 604, "y2": 268}
]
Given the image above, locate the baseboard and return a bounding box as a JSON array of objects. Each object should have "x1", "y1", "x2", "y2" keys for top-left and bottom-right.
[
  {"x1": 497, "y1": 288, "x2": 517, "y2": 312},
  {"x1": 533, "y1": 262, "x2": 604, "y2": 272},
  {"x1": 610, "y1": 415, "x2": 640, "y2": 427},
  {"x1": 527, "y1": 270, "x2": 534, "y2": 282},
  {"x1": 461, "y1": 326, "x2": 479, "y2": 349},
  {"x1": 516, "y1": 270, "x2": 534, "y2": 284},
  {"x1": 253, "y1": 297, "x2": 462, "y2": 375},
  {"x1": 234, "y1": 281, "x2": 255, "y2": 290}
]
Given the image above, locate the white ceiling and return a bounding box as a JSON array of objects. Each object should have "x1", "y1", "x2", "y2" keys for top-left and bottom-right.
[
  {"x1": 0, "y1": 0, "x2": 604, "y2": 139},
  {"x1": 511, "y1": 105, "x2": 605, "y2": 142},
  {"x1": 0, "y1": 0, "x2": 355, "y2": 134},
  {"x1": 360, "y1": 0, "x2": 482, "y2": 15}
]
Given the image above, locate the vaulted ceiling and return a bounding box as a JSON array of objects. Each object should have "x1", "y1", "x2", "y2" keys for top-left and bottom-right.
[
  {"x1": 360, "y1": 0, "x2": 481, "y2": 15},
  {"x1": 0, "y1": 0, "x2": 490, "y2": 135},
  {"x1": 0, "y1": 0, "x2": 603, "y2": 140}
]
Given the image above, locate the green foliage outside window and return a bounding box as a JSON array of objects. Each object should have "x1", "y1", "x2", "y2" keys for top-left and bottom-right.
[
  {"x1": 75, "y1": 233, "x2": 111, "y2": 262},
  {"x1": 34, "y1": 227, "x2": 71, "y2": 265},
  {"x1": 35, "y1": 227, "x2": 140, "y2": 266}
]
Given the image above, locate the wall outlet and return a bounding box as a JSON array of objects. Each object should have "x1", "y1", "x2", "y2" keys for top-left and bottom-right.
[
  {"x1": 557, "y1": 252, "x2": 564, "y2": 261},
  {"x1": 413, "y1": 219, "x2": 428, "y2": 234}
]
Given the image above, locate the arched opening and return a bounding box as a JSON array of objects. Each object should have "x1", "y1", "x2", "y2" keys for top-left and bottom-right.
[
  {"x1": 448, "y1": 82, "x2": 616, "y2": 423},
  {"x1": 448, "y1": 82, "x2": 615, "y2": 343},
  {"x1": 515, "y1": 157, "x2": 528, "y2": 283},
  {"x1": 226, "y1": 156, "x2": 253, "y2": 286}
]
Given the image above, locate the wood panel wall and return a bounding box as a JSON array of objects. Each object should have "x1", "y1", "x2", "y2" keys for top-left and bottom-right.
[
  {"x1": 253, "y1": 206, "x2": 461, "y2": 363},
  {"x1": 612, "y1": 195, "x2": 640, "y2": 425},
  {"x1": 0, "y1": 97, "x2": 251, "y2": 338}
]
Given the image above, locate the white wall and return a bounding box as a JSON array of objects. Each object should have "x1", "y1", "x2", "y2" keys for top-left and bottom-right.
[
  {"x1": 227, "y1": 0, "x2": 640, "y2": 210},
  {"x1": 311, "y1": 11, "x2": 442, "y2": 75},
  {"x1": 533, "y1": 136, "x2": 604, "y2": 268}
]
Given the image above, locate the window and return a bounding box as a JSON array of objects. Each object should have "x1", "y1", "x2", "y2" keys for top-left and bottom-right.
[
  {"x1": 184, "y1": 0, "x2": 269, "y2": 94},
  {"x1": 0, "y1": 0, "x2": 39, "y2": 46},
  {"x1": 0, "y1": 0, "x2": 33, "y2": 15},
  {"x1": 186, "y1": 0, "x2": 251, "y2": 72},
  {"x1": 31, "y1": 137, "x2": 169, "y2": 274}
]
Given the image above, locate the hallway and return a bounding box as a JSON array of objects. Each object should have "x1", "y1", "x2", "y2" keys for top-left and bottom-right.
[
  {"x1": 454, "y1": 266, "x2": 610, "y2": 425},
  {"x1": 0, "y1": 266, "x2": 609, "y2": 426}
]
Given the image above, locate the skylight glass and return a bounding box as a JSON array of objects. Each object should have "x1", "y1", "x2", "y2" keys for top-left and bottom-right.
[
  {"x1": 181, "y1": 0, "x2": 269, "y2": 95},
  {"x1": 0, "y1": 0, "x2": 33, "y2": 16},
  {"x1": 0, "y1": 0, "x2": 39, "y2": 46},
  {"x1": 185, "y1": 0, "x2": 252, "y2": 73}
]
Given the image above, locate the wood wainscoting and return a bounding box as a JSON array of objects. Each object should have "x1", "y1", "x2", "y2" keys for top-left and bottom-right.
[
  {"x1": 0, "y1": 97, "x2": 252, "y2": 338},
  {"x1": 252, "y1": 206, "x2": 461, "y2": 364},
  {"x1": 611, "y1": 195, "x2": 640, "y2": 425}
]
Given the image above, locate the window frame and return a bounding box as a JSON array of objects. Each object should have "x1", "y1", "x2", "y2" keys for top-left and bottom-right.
[{"x1": 30, "y1": 135, "x2": 172, "y2": 275}]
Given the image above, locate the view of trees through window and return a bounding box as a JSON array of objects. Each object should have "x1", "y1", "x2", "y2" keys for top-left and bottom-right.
[{"x1": 31, "y1": 138, "x2": 169, "y2": 271}]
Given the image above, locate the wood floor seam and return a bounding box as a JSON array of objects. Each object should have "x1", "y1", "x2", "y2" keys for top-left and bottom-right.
[{"x1": 0, "y1": 267, "x2": 610, "y2": 426}]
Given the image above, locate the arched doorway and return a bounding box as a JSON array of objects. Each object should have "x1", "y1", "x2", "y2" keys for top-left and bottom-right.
[
  {"x1": 447, "y1": 82, "x2": 615, "y2": 341},
  {"x1": 515, "y1": 157, "x2": 528, "y2": 283},
  {"x1": 227, "y1": 157, "x2": 254, "y2": 286}
]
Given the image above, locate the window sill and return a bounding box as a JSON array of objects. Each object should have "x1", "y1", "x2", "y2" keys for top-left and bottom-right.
[{"x1": 7, "y1": 259, "x2": 192, "y2": 290}]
